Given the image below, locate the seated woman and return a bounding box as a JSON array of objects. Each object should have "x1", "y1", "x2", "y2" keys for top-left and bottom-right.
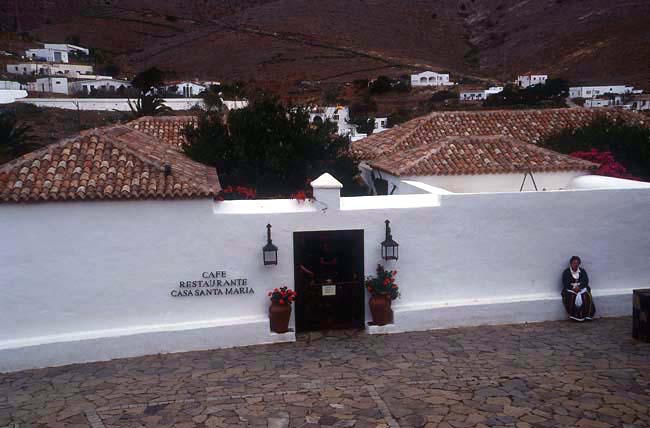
[{"x1": 561, "y1": 256, "x2": 596, "y2": 321}]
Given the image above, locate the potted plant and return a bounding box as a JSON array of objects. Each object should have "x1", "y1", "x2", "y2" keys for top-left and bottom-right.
[
  {"x1": 268, "y1": 286, "x2": 296, "y2": 333},
  {"x1": 365, "y1": 264, "x2": 399, "y2": 326}
]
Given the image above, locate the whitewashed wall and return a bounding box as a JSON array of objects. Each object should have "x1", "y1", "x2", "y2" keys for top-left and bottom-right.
[
  {"x1": 15, "y1": 98, "x2": 248, "y2": 111},
  {"x1": 1, "y1": 181, "x2": 650, "y2": 371},
  {"x1": 360, "y1": 163, "x2": 588, "y2": 194}
]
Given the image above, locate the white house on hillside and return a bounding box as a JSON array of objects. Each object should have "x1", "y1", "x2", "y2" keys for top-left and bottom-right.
[
  {"x1": 460, "y1": 86, "x2": 503, "y2": 101},
  {"x1": 0, "y1": 81, "x2": 24, "y2": 90},
  {"x1": 624, "y1": 94, "x2": 650, "y2": 111},
  {"x1": 25, "y1": 43, "x2": 89, "y2": 63},
  {"x1": 569, "y1": 85, "x2": 639, "y2": 99},
  {"x1": 27, "y1": 77, "x2": 69, "y2": 95},
  {"x1": 69, "y1": 78, "x2": 132, "y2": 94},
  {"x1": 516, "y1": 74, "x2": 548, "y2": 88},
  {"x1": 166, "y1": 81, "x2": 207, "y2": 97},
  {"x1": 374, "y1": 117, "x2": 388, "y2": 134},
  {"x1": 308, "y1": 106, "x2": 362, "y2": 139},
  {"x1": 7, "y1": 63, "x2": 94, "y2": 77},
  {"x1": 411, "y1": 71, "x2": 454, "y2": 87}
]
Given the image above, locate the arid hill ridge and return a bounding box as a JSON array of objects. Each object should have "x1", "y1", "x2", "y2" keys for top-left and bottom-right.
[{"x1": 1, "y1": 0, "x2": 649, "y2": 89}]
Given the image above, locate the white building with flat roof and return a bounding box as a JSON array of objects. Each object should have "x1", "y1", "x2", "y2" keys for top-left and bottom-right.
[
  {"x1": 7, "y1": 63, "x2": 94, "y2": 77},
  {"x1": 460, "y1": 86, "x2": 504, "y2": 101},
  {"x1": 411, "y1": 71, "x2": 454, "y2": 87},
  {"x1": 570, "y1": 85, "x2": 638, "y2": 99},
  {"x1": 166, "y1": 81, "x2": 207, "y2": 97},
  {"x1": 308, "y1": 105, "x2": 363, "y2": 139},
  {"x1": 69, "y1": 78, "x2": 132, "y2": 94},
  {"x1": 25, "y1": 43, "x2": 89, "y2": 63},
  {"x1": 27, "y1": 77, "x2": 69, "y2": 94},
  {"x1": 0, "y1": 80, "x2": 24, "y2": 90},
  {"x1": 516, "y1": 74, "x2": 548, "y2": 88}
]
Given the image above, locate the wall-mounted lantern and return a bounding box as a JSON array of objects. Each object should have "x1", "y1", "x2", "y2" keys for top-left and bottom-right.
[
  {"x1": 262, "y1": 223, "x2": 278, "y2": 265},
  {"x1": 381, "y1": 219, "x2": 399, "y2": 261}
]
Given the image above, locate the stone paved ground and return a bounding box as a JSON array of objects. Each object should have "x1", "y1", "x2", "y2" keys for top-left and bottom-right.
[{"x1": 1, "y1": 317, "x2": 649, "y2": 428}]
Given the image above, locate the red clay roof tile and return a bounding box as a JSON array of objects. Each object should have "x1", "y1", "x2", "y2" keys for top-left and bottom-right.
[
  {"x1": 128, "y1": 116, "x2": 198, "y2": 149},
  {"x1": 0, "y1": 124, "x2": 220, "y2": 203},
  {"x1": 353, "y1": 108, "x2": 647, "y2": 160},
  {"x1": 369, "y1": 135, "x2": 598, "y2": 176}
]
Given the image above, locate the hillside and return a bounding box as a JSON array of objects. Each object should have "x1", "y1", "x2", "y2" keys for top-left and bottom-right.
[{"x1": 1, "y1": 0, "x2": 649, "y2": 90}]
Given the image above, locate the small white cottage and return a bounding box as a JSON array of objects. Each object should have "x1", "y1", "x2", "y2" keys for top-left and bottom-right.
[{"x1": 410, "y1": 71, "x2": 454, "y2": 87}]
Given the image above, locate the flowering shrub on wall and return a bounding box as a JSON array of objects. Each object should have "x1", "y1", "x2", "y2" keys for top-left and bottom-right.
[
  {"x1": 290, "y1": 189, "x2": 313, "y2": 203},
  {"x1": 216, "y1": 186, "x2": 257, "y2": 201},
  {"x1": 569, "y1": 149, "x2": 640, "y2": 181}
]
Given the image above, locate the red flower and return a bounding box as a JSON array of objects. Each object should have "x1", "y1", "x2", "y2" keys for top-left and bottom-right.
[{"x1": 279, "y1": 299, "x2": 285, "y2": 305}]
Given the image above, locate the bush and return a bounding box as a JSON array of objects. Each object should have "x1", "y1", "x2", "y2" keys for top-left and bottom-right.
[
  {"x1": 540, "y1": 117, "x2": 650, "y2": 180},
  {"x1": 570, "y1": 149, "x2": 639, "y2": 180},
  {"x1": 183, "y1": 96, "x2": 365, "y2": 197}
]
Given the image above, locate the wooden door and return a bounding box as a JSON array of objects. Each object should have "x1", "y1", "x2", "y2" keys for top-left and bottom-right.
[{"x1": 294, "y1": 230, "x2": 365, "y2": 332}]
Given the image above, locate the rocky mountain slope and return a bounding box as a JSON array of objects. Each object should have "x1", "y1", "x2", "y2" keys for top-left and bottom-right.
[{"x1": 1, "y1": 0, "x2": 649, "y2": 89}]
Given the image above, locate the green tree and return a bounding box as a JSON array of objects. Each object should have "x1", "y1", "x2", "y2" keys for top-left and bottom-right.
[
  {"x1": 183, "y1": 96, "x2": 364, "y2": 197},
  {"x1": 128, "y1": 95, "x2": 172, "y2": 118},
  {"x1": 369, "y1": 76, "x2": 393, "y2": 95},
  {"x1": 485, "y1": 79, "x2": 568, "y2": 108},
  {"x1": 540, "y1": 117, "x2": 650, "y2": 180},
  {"x1": 0, "y1": 110, "x2": 34, "y2": 160},
  {"x1": 131, "y1": 67, "x2": 166, "y2": 95},
  {"x1": 348, "y1": 99, "x2": 378, "y2": 135}
]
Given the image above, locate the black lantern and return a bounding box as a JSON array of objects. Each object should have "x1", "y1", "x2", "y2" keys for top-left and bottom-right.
[
  {"x1": 262, "y1": 223, "x2": 278, "y2": 265},
  {"x1": 381, "y1": 219, "x2": 399, "y2": 260}
]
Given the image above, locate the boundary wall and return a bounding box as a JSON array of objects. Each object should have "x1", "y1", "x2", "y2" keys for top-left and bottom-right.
[
  {"x1": 15, "y1": 98, "x2": 247, "y2": 111},
  {"x1": 1, "y1": 178, "x2": 649, "y2": 371}
]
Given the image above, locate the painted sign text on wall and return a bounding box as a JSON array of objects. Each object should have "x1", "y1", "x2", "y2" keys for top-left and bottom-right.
[{"x1": 171, "y1": 270, "x2": 254, "y2": 297}]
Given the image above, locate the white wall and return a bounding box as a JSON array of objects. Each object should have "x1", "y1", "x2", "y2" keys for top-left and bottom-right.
[
  {"x1": 570, "y1": 85, "x2": 634, "y2": 99},
  {"x1": 1, "y1": 183, "x2": 650, "y2": 371},
  {"x1": 15, "y1": 98, "x2": 248, "y2": 111},
  {"x1": 0, "y1": 89, "x2": 27, "y2": 104},
  {"x1": 369, "y1": 169, "x2": 588, "y2": 194}
]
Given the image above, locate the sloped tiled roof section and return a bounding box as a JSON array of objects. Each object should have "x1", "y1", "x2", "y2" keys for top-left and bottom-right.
[
  {"x1": 352, "y1": 108, "x2": 647, "y2": 160},
  {"x1": 369, "y1": 136, "x2": 598, "y2": 177},
  {"x1": 128, "y1": 116, "x2": 198, "y2": 148},
  {"x1": 0, "y1": 125, "x2": 220, "y2": 203}
]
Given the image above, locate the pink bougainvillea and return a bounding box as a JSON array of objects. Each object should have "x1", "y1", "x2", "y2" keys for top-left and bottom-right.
[
  {"x1": 570, "y1": 149, "x2": 640, "y2": 181},
  {"x1": 216, "y1": 186, "x2": 257, "y2": 201}
]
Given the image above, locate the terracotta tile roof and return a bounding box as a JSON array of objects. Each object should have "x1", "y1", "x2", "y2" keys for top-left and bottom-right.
[
  {"x1": 0, "y1": 125, "x2": 220, "y2": 203},
  {"x1": 128, "y1": 116, "x2": 198, "y2": 149},
  {"x1": 352, "y1": 108, "x2": 647, "y2": 161},
  {"x1": 369, "y1": 135, "x2": 598, "y2": 177}
]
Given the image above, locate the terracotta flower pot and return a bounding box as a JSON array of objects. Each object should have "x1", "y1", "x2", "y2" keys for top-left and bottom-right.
[
  {"x1": 269, "y1": 302, "x2": 291, "y2": 333},
  {"x1": 369, "y1": 294, "x2": 393, "y2": 326}
]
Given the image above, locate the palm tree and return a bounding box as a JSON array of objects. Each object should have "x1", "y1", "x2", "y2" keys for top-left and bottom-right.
[
  {"x1": 127, "y1": 94, "x2": 172, "y2": 118},
  {"x1": 0, "y1": 110, "x2": 33, "y2": 161}
]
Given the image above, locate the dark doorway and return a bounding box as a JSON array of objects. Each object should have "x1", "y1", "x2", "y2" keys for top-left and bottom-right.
[{"x1": 294, "y1": 230, "x2": 365, "y2": 332}]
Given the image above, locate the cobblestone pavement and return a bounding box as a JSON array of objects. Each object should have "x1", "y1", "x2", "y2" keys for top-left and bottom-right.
[{"x1": 1, "y1": 317, "x2": 649, "y2": 428}]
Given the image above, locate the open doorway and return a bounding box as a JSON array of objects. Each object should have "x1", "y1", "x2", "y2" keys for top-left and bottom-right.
[{"x1": 293, "y1": 230, "x2": 365, "y2": 332}]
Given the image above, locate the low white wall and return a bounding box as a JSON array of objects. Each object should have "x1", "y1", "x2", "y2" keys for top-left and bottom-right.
[
  {"x1": 16, "y1": 98, "x2": 247, "y2": 111},
  {"x1": 1, "y1": 185, "x2": 650, "y2": 371},
  {"x1": 0, "y1": 89, "x2": 27, "y2": 104},
  {"x1": 401, "y1": 171, "x2": 586, "y2": 193}
]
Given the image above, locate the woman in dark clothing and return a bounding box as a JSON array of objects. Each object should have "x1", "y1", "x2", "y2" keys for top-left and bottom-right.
[{"x1": 561, "y1": 256, "x2": 596, "y2": 321}]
